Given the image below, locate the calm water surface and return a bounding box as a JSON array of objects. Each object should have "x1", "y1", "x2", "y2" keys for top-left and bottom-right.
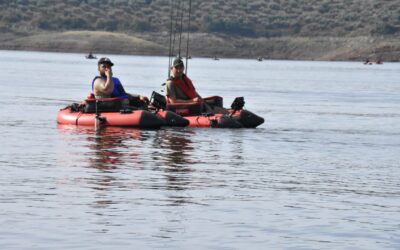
[{"x1": 1, "y1": 50, "x2": 399, "y2": 249}]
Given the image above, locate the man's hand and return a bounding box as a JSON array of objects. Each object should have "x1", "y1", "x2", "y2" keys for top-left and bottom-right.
[
  {"x1": 139, "y1": 95, "x2": 149, "y2": 104},
  {"x1": 105, "y1": 68, "x2": 113, "y2": 78},
  {"x1": 193, "y1": 97, "x2": 202, "y2": 103}
]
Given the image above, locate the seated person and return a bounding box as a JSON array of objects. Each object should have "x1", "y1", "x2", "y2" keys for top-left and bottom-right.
[
  {"x1": 165, "y1": 58, "x2": 225, "y2": 114},
  {"x1": 165, "y1": 58, "x2": 201, "y2": 104},
  {"x1": 92, "y1": 57, "x2": 149, "y2": 107}
]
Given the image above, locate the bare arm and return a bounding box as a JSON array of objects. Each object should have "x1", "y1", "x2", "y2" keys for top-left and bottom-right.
[
  {"x1": 168, "y1": 96, "x2": 200, "y2": 103},
  {"x1": 93, "y1": 68, "x2": 114, "y2": 97}
]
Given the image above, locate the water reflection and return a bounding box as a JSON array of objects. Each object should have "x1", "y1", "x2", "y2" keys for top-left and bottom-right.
[
  {"x1": 87, "y1": 127, "x2": 142, "y2": 171},
  {"x1": 57, "y1": 125, "x2": 144, "y2": 214},
  {"x1": 58, "y1": 125, "x2": 143, "y2": 171},
  {"x1": 58, "y1": 125, "x2": 198, "y2": 205},
  {"x1": 154, "y1": 129, "x2": 195, "y2": 167},
  {"x1": 153, "y1": 129, "x2": 197, "y2": 206}
]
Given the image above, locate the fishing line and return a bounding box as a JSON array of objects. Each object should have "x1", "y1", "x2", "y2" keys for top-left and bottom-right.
[
  {"x1": 185, "y1": 0, "x2": 192, "y2": 74},
  {"x1": 167, "y1": 0, "x2": 192, "y2": 75},
  {"x1": 168, "y1": 0, "x2": 174, "y2": 77},
  {"x1": 178, "y1": 0, "x2": 184, "y2": 58}
]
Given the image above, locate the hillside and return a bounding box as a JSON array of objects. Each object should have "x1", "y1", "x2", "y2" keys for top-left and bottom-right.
[{"x1": 1, "y1": 0, "x2": 399, "y2": 61}]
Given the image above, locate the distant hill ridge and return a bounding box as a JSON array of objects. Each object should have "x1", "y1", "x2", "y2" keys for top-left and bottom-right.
[
  {"x1": 1, "y1": 0, "x2": 399, "y2": 37},
  {"x1": 1, "y1": 0, "x2": 399, "y2": 61}
]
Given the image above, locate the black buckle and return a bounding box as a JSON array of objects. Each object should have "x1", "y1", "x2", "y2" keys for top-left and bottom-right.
[{"x1": 120, "y1": 109, "x2": 133, "y2": 114}]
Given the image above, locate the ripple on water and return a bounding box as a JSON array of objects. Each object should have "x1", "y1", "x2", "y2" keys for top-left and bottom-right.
[{"x1": 1, "y1": 54, "x2": 400, "y2": 249}]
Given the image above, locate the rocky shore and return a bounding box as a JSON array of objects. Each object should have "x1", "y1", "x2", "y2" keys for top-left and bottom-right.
[{"x1": 1, "y1": 31, "x2": 399, "y2": 62}]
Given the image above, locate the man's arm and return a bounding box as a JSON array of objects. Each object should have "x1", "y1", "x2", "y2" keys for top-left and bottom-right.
[
  {"x1": 166, "y1": 80, "x2": 200, "y2": 103},
  {"x1": 127, "y1": 93, "x2": 149, "y2": 103},
  {"x1": 168, "y1": 97, "x2": 200, "y2": 104},
  {"x1": 93, "y1": 69, "x2": 114, "y2": 97},
  {"x1": 93, "y1": 78, "x2": 114, "y2": 97}
]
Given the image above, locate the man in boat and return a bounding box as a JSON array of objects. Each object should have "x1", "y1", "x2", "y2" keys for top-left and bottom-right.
[
  {"x1": 93, "y1": 57, "x2": 149, "y2": 106},
  {"x1": 165, "y1": 57, "x2": 202, "y2": 104},
  {"x1": 165, "y1": 58, "x2": 225, "y2": 114},
  {"x1": 364, "y1": 57, "x2": 371, "y2": 65}
]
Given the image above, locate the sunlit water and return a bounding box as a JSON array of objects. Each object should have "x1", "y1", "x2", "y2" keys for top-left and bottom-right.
[{"x1": 0, "y1": 50, "x2": 399, "y2": 249}]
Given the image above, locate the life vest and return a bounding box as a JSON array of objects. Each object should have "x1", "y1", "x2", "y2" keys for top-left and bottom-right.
[
  {"x1": 92, "y1": 76, "x2": 129, "y2": 99},
  {"x1": 170, "y1": 74, "x2": 197, "y2": 100}
]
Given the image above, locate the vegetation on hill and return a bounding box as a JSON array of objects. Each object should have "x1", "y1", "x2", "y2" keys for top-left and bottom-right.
[
  {"x1": 0, "y1": 0, "x2": 399, "y2": 60},
  {"x1": 1, "y1": 0, "x2": 399, "y2": 37}
]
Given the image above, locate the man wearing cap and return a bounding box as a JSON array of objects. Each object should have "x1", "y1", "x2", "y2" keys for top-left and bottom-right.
[
  {"x1": 165, "y1": 58, "x2": 202, "y2": 104},
  {"x1": 92, "y1": 57, "x2": 149, "y2": 105}
]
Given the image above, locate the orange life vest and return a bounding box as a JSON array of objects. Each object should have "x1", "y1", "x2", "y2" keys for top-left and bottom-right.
[{"x1": 171, "y1": 74, "x2": 197, "y2": 99}]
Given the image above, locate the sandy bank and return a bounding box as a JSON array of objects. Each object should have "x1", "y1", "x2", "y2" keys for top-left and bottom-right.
[{"x1": 1, "y1": 31, "x2": 399, "y2": 61}]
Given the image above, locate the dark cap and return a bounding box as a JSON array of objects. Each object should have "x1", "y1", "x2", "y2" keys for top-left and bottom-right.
[
  {"x1": 173, "y1": 58, "x2": 184, "y2": 67},
  {"x1": 98, "y1": 57, "x2": 114, "y2": 66}
]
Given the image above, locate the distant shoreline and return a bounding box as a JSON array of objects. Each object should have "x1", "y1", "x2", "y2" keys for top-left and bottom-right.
[{"x1": 1, "y1": 31, "x2": 399, "y2": 62}]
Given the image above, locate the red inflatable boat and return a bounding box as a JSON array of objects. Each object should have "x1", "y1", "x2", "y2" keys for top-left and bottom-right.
[
  {"x1": 57, "y1": 107, "x2": 164, "y2": 128},
  {"x1": 150, "y1": 92, "x2": 264, "y2": 128},
  {"x1": 179, "y1": 109, "x2": 264, "y2": 128},
  {"x1": 57, "y1": 96, "x2": 188, "y2": 129}
]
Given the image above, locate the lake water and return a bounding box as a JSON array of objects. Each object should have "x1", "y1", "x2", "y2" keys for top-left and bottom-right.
[{"x1": 0, "y1": 50, "x2": 399, "y2": 249}]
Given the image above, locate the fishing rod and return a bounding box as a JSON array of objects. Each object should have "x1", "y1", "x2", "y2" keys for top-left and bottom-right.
[
  {"x1": 167, "y1": 0, "x2": 174, "y2": 78},
  {"x1": 168, "y1": 0, "x2": 192, "y2": 75},
  {"x1": 185, "y1": 0, "x2": 192, "y2": 74},
  {"x1": 17, "y1": 96, "x2": 79, "y2": 103},
  {"x1": 178, "y1": 0, "x2": 184, "y2": 58}
]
